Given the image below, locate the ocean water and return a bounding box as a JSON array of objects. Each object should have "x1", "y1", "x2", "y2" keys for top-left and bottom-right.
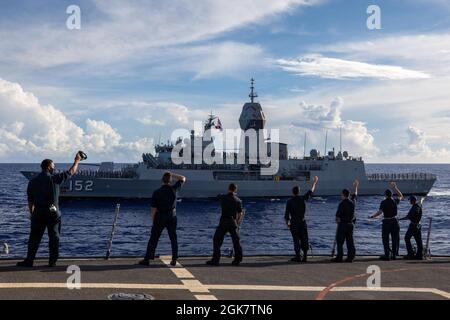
[{"x1": 0, "y1": 163, "x2": 449, "y2": 259}]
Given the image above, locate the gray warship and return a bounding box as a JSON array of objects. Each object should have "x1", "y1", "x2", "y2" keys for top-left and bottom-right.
[{"x1": 21, "y1": 80, "x2": 436, "y2": 199}]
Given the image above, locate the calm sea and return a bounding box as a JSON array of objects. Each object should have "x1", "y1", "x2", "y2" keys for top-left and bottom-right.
[{"x1": 0, "y1": 163, "x2": 449, "y2": 258}]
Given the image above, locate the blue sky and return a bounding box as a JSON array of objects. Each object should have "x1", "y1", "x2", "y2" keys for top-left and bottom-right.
[{"x1": 0, "y1": 0, "x2": 450, "y2": 162}]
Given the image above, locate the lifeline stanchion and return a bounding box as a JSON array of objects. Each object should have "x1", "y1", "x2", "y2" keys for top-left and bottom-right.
[
  {"x1": 105, "y1": 203, "x2": 121, "y2": 260},
  {"x1": 424, "y1": 217, "x2": 433, "y2": 260},
  {"x1": 1, "y1": 242, "x2": 9, "y2": 256},
  {"x1": 330, "y1": 225, "x2": 338, "y2": 257}
]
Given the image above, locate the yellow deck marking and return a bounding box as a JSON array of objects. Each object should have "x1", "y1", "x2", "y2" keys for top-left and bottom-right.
[
  {"x1": 195, "y1": 295, "x2": 218, "y2": 300},
  {"x1": 181, "y1": 279, "x2": 210, "y2": 293},
  {"x1": 170, "y1": 268, "x2": 195, "y2": 279},
  {"x1": 159, "y1": 255, "x2": 214, "y2": 298},
  {"x1": 159, "y1": 256, "x2": 194, "y2": 278}
]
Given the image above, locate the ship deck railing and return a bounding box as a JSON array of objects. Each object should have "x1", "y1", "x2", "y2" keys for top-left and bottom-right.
[
  {"x1": 76, "y1": 170, "x2": 137, "y2": 179},
  {"x1": 366, "y1": 173, "x2": 437, "y2": 181}
]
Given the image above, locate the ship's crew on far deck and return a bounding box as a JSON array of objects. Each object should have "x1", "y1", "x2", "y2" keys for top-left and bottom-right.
[
  {"x1": 369, "y1": 182, "x2": 404, "y2": 261},
  {"x1": 332, "y1": 180, "x2": 359, "y2": 263},
  {"x1": 284, "y1": 176, "x2": 319, "y2": 263},
  {"x1": 139, "y1": 171, "x2": 186, "y2": 267},
  {"x1": 399, "y1": 196, "x2": 424, "y2": 260},
  {"x1": 206, "y1": 183, "x2": 243, "y2": 266},
  {"x1": 17, "y1": 152, "x2": 81, "y2": 268}
]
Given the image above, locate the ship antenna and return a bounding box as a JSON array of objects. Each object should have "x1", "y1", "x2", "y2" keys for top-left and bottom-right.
[
  {"x1": 249, "y1": 78, "x2": 258, "y2": 103},
  {"x1": 339, "y1": 125, "x2": 342, "y2": 153},
  {"x1": 324, "y1": 129, "x2": 328, "y2": 156},
  {"x1": 303, "y1": 131, "x2": 307, "y2": 159}
]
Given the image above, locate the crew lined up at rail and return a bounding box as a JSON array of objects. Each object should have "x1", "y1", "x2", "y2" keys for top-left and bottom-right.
[{"x1": 16, "y1": 153, "x2": 425, "y2": 268}]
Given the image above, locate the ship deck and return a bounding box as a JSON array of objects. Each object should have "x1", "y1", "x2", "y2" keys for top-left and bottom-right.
[{"x1": 1, "y1": 256, "x2": 449, "y2": 300}]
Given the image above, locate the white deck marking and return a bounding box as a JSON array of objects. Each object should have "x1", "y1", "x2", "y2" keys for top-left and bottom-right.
[
  {"x1": 331, "y1": 286, "x2": 450, "y2": 299},
  {"x1": 208, "y1": 284, "x2": 325, "y2": 291},
  {"x1": 1, "y1": 282, "x2": 448, "y2": 299},
  {"x1": 0, "y1": 283, "x2": 185, "y2": 290}
]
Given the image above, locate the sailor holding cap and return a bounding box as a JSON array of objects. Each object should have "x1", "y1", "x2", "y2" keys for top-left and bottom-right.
[
  {"x1": 369, "y1": 182, "x2": 404, "y2": 261},
  {"x1": 17, "y1": 152, "x2": 83, "y2": 268},
  {"x1": 399, "y1": 195, "x2": 424, "y2": 260}
]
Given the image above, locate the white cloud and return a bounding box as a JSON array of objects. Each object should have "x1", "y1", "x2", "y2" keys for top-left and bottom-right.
[
  {"x1": 277, "y1": 55, "x2": 430, "y2": 80},
  {"x1": 102, "y1": 101, "x2": 195, "y2": 126},
  {"x1": 317, "y1": 33, "x2": 450, "y2": 75},
  {"x1": 288, "y1": 97, "x2": 377, "y2": 156},
  {"x1": 137, "y1": 117, "x2": 165, "y2": 126},
  {"x1": 385, "y1": 126, "x2": 450, "y2": 163},
  {"x1": 0, "y1": 0, "x2": 320, "y2": 70},
  {"x1": 293, "y1": 97, "x2": 343, "y2": 128},
  {"x1": 0, "y1": 78, "x2": 154, "y2": 161},
  {"x1": 186, "y1": 42, "x2": 266, "y2": 79},
  {"x1": 277, "y1": 32, "x2": 450, "y2": 162},
  {"x1": 407, "y1": 126, "x2": 427, "y2": 152}
]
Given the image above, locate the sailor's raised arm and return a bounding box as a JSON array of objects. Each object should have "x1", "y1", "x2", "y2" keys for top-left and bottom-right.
[
  {"x1": 389, "y1": 181, "x2": 403, "y2": 200},
  {"x1": 310, "y1": 176, "x2": 319, "y2": 193},
  {"x1": 171, "y1": 172, "x2": 186, "y2": 183},
  {"x1": 68, "y1": 152, "x2": 82, "y2": 176}
]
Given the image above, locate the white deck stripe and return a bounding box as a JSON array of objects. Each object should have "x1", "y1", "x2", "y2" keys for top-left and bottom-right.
[
  {"x1": 1, "y1": 282, "x2": 448, "y2": 299},
  {"x1": 207, "y1": 284, "x2": 325, "y2": 291},
  {"x1": 330, "y1": 286, "x2": 450, "y2": 299},
  {"x1": 0, "y1": 283, "x2": 185, "y2": 290}
]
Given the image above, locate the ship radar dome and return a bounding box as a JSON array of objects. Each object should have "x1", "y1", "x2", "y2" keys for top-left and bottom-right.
[{"x1": 310, "y1": 149, "x2": 319, "y2": 159}]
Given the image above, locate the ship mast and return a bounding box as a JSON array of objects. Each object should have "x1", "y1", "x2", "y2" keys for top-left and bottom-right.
[{"x1": 249, "y1": 78, "x2": 258, "y2": 103}]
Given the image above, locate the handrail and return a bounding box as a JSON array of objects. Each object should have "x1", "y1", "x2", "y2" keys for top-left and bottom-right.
[{"x1": 366, "y1": 173, "x2": 437, "y2": 181}]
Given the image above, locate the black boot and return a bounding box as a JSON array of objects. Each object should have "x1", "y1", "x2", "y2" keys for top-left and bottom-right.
[
  {"x1": 16, "y1": 260, "x2": 33, "y2": 268},
  {"x1": 231, "y1": 260, "x2": 241, "y2": 266},
  {"x1": 48, "y1": 261, "x2": 57, "y2": 267},
  {"x1": 206, "y1": 260, "x2": 219, "y2": 266},
  {"x1": 138, "y1": 259, "x2": 150, "y2": 266}
]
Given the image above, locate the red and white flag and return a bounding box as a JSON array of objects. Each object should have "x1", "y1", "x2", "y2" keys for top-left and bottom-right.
[{"x1": 215, "y1": 118, "x2": 223, "y2": 131}]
